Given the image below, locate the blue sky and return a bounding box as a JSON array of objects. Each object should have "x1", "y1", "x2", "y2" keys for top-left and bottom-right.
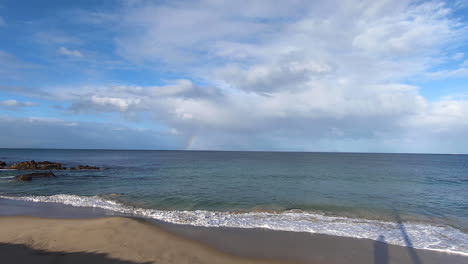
[{"x1": 0, "y1": 0, "x2": 467, "y2": 153}]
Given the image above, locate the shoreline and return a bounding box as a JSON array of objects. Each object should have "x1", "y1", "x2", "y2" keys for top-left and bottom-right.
[
  {"x1": 0, "y1": 198, "x2": 467, "y2": 264},
  {"x1": 0, "y1": 194, "x2": 466, "y2": 255}
]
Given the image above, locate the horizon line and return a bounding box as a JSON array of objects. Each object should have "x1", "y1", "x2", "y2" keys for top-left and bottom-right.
[{"x1": 0, "y1": 147, "x2": 465, "y2": 155}]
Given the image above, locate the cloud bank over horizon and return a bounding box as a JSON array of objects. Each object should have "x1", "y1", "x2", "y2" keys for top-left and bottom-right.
[{"x1": 0, "y1": 0, "x2": 467, "y2": 153}]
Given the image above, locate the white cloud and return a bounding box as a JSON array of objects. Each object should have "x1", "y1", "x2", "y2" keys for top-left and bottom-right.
[
  {"x1": 0, "y1": 16, "x2": 5, "y2": 27},
  {"x1": 428, "y1": 67, "x2": 468, "y2": 79},
  {"x1": 89, "y1": 95, "x2": 141, "y2": 112},
  {"x1": 4, "y1": 0, "x2": 468, "y2": 152},
  {"x1": 452, "y1": 52, "x2": 464, "y2": 60},
  {"x1": 0, "y1": 99, "x2": 37, "y2": 109},
  {"x1": 57, "y1": 47, "x2": 83, "y2": 58},
  {"x1": 52, "y1": 76, "x2": 467, "y2": 152},
  {"x1": 115, "y1": 1, "x2": 461, "y2": 73},
  {"x1": 218, "y1": 61, "x2": 333, "y2": 93},
  {"x1": 46, "y1": 0, "x2": 466, "y2": 152}
]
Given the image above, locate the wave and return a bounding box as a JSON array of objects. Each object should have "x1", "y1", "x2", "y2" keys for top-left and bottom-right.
[{"x1": 0, "y1": 194, "x2": 466, "y2": 255}]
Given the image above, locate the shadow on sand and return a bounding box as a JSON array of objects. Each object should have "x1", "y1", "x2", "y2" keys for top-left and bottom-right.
[
  {"x1": 0, "y1": 242, "x2": 152, "y2": 264},
  {"x1": 393, "y1": 210, "x2": 423, "y2": 264},
  {"x1": 375, "y1": 209, "x2": 424, "y2": 264},
  {"x1": 374, "y1": 235, "x2": 388, "y2": 264}
]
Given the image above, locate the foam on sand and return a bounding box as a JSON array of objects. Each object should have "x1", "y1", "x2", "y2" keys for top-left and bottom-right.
[{"x1": 0, "y1": 194, "x2": 466, "y2": 255}]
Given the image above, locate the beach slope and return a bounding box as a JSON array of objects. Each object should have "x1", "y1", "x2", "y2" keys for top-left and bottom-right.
[
  {"x1": 0, "y1": 216, "x2": 294, "y2": 264},
  {"x1": 0, "y1": 215, "x2": 467, "y2": 264}
]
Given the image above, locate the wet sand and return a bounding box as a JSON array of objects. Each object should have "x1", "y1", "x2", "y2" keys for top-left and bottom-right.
[{"x1": 0, "y1": 198, "x2": 466, "y2": 264}]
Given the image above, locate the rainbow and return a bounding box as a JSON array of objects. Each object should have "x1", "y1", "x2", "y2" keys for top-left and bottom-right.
[{"x1": 185, "y1": 134, "x2": 197, "y2": 150}]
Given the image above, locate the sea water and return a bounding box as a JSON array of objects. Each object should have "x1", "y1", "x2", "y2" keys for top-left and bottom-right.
[{"x1": 0, "y1": 149, "x2": 466, "y2": 254}]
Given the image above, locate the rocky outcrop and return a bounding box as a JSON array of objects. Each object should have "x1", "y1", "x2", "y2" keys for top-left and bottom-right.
[
  {"x1": 37, "y1": 161, "x2": 56, "y2": 165},
  {"x1": 37, "y1": 161, "x2": 65, "y2": 170},
  {"x1": 8, "y1": 160, "x2": 99, "y2": 170},
  {"x1": 15, "y1": 172, "x2": 56, "y2": 181},
  {"x1": 9, "y1": 160, "x2": 39, "y2": 170},
  {"x1": 0, "y1": 161, "x2": 6, "y2": 168},
  {"x1": 72, "y1": 165, "x2": 100, "y2": 170},
  {"x1": 9, "y1": 160, "x2": 65, "y2": 170}
]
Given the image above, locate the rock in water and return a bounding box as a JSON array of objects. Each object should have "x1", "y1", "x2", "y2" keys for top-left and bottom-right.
[
  {"x1": 15, "y1": 172, "x2": 56, "y2": 181},
  {"x1": 0, "y1": 161, "x2": 6, "y2": 168},
  {"x1": 9, "y1": 160, "x2": 39, "y2": 170},
  {"x1": 75, "y1": 165, "x2": 100, "y2": 170},
  {"x1": 37, "y1": 161, "x2": 65, "y2": 170},
  {"x1": 9, "y1": 160, "x2": 65, "y2": 170}
]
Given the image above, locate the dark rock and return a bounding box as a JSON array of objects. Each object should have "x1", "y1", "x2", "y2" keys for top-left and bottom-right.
[
  {"x1": 9, "y1": 160, "x2": 39, "y2": 170},
  {"x1": 75, "y1": 165, "x2": 100, "y2": 170},
  {"x1": 0, "y1": 161, "x2": 6, "y2": 168},
  {"x1": 39, "y1": 162, "x2": 65, "y2": 170},
  {"x1": 9, "y1": 160, "x2": 65, "y2": 170},
  {"x1": 37, "y1": 161, "x2": 54, "y2": 165},
  {"x1": 15, "y1": 172, "x2": 55, "y2": 181}
]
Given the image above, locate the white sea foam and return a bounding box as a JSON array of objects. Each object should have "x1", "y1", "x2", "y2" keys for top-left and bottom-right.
[{"x1": 0, "y1": 194, "x2": 467, "y2": 256}]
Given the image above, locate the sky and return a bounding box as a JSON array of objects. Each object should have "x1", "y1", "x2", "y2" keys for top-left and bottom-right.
[{"x1": 0, "y1": 0, "x2": 467, "y2": 153}]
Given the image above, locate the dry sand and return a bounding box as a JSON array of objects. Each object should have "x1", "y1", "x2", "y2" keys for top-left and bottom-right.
[{"x1": 0, "y1": 216, "x2": 295, "y2": 264}]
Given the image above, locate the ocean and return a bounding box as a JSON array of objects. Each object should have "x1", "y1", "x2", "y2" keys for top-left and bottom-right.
[{"x1": 0, "y1": 149, "x2": 467, "y2": 255}]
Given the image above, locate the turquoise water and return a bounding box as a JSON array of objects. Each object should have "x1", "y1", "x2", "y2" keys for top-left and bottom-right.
[{"x1": 0, "y1": 149, "x2": 467, "y2": 254}]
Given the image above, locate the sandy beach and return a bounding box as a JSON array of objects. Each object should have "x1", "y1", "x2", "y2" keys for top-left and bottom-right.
[
  {"x1": 0, "y1": 216, "x2": 295, "y2": 264},
  {"x1": 0, "y1": 198, "x2": 467, "y2": 264},
  {"x1": 0, "y1": 213, "x2": 467, "y2": 264}
]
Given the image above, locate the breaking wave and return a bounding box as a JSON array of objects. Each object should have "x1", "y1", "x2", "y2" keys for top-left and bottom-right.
[{"x1": 0, "y1": 194, "x2": 466, "y2": 255}]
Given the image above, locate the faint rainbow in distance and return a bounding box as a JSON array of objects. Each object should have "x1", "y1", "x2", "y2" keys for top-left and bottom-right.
[{"x1": 185, "y1": 134, "x2": 197, "y2": 150}]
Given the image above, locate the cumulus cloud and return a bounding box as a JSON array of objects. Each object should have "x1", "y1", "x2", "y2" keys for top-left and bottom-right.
[
  {"x1": 3, "y1": 0, "x2": 468, "y2": 152},
  {"x1": 51, "y1": 77, "x2": 468, "y2": 152},
  {"x1": 115, "y1": 1, "x2": 462, "y2": 73},
  {"x1": 218, "y1": 61, "x2": 333, "y2": 93},
  {"x1": 67, "y1": 80, "x2": 223, "y2": 114},
  {"x1": 57, "y1": 47, "x2": 83, "y2": 58}
]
